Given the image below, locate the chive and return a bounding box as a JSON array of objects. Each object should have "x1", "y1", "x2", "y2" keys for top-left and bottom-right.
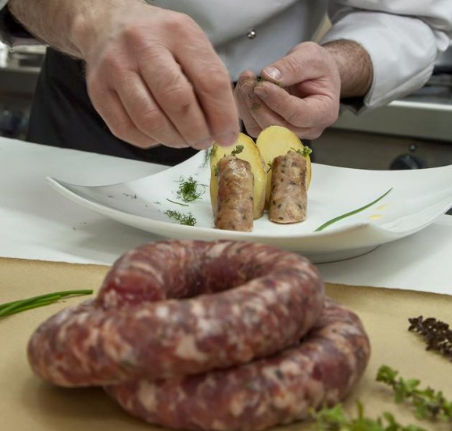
[
  {"x1": 314, "y1": 188, "x2": 393, "y2": 232},
  {"x1": 0, "y1": 289, "x2": 93, "y2": 318}
]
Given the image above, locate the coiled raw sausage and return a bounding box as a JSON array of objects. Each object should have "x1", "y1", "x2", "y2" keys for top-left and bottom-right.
[
  {"x1": 27, "y1": 240, "x2": 370, "y2": 431},
  {"x1": 28, "y1": 240, "x2": 324, "y2": 387}
]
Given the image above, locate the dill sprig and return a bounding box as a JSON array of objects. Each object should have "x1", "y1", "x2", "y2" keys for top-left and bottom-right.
[
  {"x1": 377, "y1": 365, "x2": 452, "y2": 422},
  {"x1": 408, "y1": 316, "x2": 452, "y2": 361},
  {"x1": 164, "y1": 210, "x2": 196, "y2": 226},
  {"x1": 0, "y1": 290, "x2": 93, "y2": 318},
  {"x1": 176, "y1": 176, "x2": 206, "y2": 203}
]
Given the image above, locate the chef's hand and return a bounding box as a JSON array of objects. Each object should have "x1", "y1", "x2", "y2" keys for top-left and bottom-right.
[
  {"x1": 235, "y1": 41, "x2": 372, "y2": 139},
  {"x1": 76, "y1": 2, "x2": 240, "y2": 150}
]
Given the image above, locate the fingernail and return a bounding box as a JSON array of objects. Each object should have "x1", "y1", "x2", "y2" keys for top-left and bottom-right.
[
  {"x1": 263, "y1": 66, "x2": 281, "y2": 82},
  {"x1": 241, "y1": 81, "x2": 255, "y2": 99},
  {"x1": 254, "y1": 86, "x2": 267, "y2": 99},
  {"x1": 216, "y1": 131, "x2": 238, "y2": 147}
]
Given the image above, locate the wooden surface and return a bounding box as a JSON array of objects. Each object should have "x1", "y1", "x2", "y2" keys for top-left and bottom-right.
[{"x1": 1, "y1": 257, "x2": 451, "y2": 431}]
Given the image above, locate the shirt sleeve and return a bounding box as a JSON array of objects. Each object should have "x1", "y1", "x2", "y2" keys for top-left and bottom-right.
[
  {"x1": 0, "y1": 1, "x2": 37, "y2": 46},
  {"x1": 321, "y1": 0, "x2": 452, "y2": 112}
]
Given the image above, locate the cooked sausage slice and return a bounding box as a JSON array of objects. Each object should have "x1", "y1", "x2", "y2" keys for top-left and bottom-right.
[
  {"x1": 215, "y1": 156, "x2": 254, "y2": 232},
  {"x1": 269, "y1": 151, "x2": 307, "y2": 224}
]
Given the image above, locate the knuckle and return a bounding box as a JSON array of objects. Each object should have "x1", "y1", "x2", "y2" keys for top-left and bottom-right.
[{"x1": 109, "y1": 119, "x2": 135, "y2": 140}]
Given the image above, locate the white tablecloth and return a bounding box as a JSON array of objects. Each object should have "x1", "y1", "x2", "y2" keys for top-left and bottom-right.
[{"x1": 1, "y1": 138, "x2": 451, "y2": 295}]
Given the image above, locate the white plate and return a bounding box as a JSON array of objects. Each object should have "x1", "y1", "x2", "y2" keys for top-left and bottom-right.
[{"x1": 47, "y1": 151, "x2": 452, "y2": 263}]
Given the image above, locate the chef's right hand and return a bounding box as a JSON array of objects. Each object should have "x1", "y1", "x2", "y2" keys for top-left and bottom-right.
[{"x1": 75, "y1": 1, "x2": 239, "y2": 150}]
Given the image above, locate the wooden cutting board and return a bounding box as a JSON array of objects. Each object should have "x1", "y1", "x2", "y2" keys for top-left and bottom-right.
[{"x1": 1, "y1": 257, "x2": 451, "y2": 431}]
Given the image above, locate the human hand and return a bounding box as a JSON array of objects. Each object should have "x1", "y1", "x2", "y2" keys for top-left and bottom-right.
[
  {"x1": 75, "y1": 2, "x2": 239, "y2": 150},
  {"x1": 234, "y1": 42, "x2": 341, "y2": 139}
]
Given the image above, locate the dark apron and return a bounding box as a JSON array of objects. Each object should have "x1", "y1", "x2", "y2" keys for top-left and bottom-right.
[{"x1": 26, "y1": 48, "x2": 198, "y2": 166}]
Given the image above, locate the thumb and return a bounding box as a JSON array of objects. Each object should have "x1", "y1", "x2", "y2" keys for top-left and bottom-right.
[{"x1": 260, "y1": 42, "x2": 324, "y2": 87}]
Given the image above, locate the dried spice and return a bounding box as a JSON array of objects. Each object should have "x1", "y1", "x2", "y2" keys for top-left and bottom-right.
[{"x1": 408, "y1": 316, "x2": 452, "y2": 361}]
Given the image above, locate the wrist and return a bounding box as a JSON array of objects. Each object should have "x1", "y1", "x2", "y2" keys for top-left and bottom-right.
[{"x1": 322, "y1": 40, "x2": 373, "y2": 99}]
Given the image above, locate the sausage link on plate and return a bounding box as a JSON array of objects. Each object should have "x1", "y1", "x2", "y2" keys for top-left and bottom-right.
[
  {"x1": 269, "y1": 151, "x2": 307, "y2": 224},
  {"x1": 215, "y1": 156, "x2": 254, "y2": 231}
]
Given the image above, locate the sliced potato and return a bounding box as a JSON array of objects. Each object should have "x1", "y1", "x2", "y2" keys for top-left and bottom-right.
[
  {"x1": 256, "y1": 125, "x2": 312, "y2": 209},
  {"x1": 210, "y1": 133, "x2": 267, "y2": 219}
]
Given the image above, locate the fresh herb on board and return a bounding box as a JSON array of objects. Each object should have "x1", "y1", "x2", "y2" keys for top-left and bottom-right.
[
  {"x1": 314, "y1": 188, "x2": 393, "y2": 232},
  {"x1": 0, "y1": 290, "x2": 93, "y2": 318},
  {"x1": 408, "y1": 316, "x2": 452, "y2": 361},
  {"x1": 176, "y1": 176, "x2": 207, "y2": 203},
  {"x1": 312, "y1": 402, "x2": 426, "y2": 431},
  {"x1": 312, "y1": 365, "x2": 452, "y2": 430},
  {"x1": 377, "y1": 365, "x2": 452, "y2": 422},
  {"x1": 164, "y1": 210, "x2": 196, "y2": 226}
]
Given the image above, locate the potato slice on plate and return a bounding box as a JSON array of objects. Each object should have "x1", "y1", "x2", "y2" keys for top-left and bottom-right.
[
  {"x1": 210, "y1": 133, "x2": 267, "y2": 219},
  {"x1": 256, "y1": 125, "x2": 312, "y2": 209}
]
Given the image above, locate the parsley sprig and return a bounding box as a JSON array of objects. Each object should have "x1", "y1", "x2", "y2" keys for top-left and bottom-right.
[
  {"x1": 377, "y1": 365, "x2": 452, "y2": 422},
  {"x1": 312, "y1": 365, "x2": 452, "y2": 430}
]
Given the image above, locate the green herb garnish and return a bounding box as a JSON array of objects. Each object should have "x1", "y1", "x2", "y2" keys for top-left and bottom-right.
[
  {"x1": 312, "y1": 402, "x2": 426, "y2": 431},
  {"x1": 164, "y1": 210, "x2": 196, "y2": 226},
  {"x1": 166, "y1": 199, "x2": 189, "y2": 207},
  {"x1": 314, "y1": 187, "x2": 393, "y2": 232},
  {"x1": 0, "y1": 290, "x2": 93, "y2": 318},
  {"x1": 176, "y1": 176, "x2": 206, "y2": 202},
  {"x1": 377, "y1": 365, "x2": 452, "y2": 421},
  {"x1": 231, "y1": 145, "x2": 244, "y2": 156},
  {"x1": 291, "y1": 146, "x2": 312, "y2": 158}
]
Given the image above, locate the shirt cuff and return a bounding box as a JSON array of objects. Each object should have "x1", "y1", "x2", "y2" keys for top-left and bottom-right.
[{"x1": 322, "y1": 11, "x2": 440, "y2": 114}]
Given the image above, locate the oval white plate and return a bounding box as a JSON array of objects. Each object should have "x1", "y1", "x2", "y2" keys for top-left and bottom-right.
[{"x1": 47, "y1": 151, "x2": 452, "y2": 263}]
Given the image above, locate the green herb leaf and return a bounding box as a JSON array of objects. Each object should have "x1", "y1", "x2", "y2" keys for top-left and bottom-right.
[
  {"x1": 0, "y1": 290, "x2": 93, "y2": 318},
  {"x1": 314, "y1": 188, "x2": 393, "y2": 232},
  {"x1": 231, "y1": 145, "x2": 244, "y2": 156},
  {"x1": 164, "y1": 210, "x2": 196, "y2": 226},
  {"x1": 376, "y1": 365, "x2": 452, "y2": 422},
  {"x1": 176, "y1": 176, "x2": 206, "y2": 203}
]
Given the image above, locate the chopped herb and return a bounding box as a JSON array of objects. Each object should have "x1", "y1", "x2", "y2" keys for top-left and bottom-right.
[
  {"x1": 0, "y1": 290, "x2": 93, "y2": 318},
  {"x1": 153, "y1": 201, "x2": 161, "y2": 205},
  {"x1": 164, "y1": 210, "x2": 196, "y2": 226},
  {"x1": 314, "y1": 188, "x2": 393, "y2": 232},
  {"x1": 267, "y1": 160, "x2": 273, "y2": 173},
  {"x1": 231, "y1": 145, "x2": 244, "y2": 156},
  {"x1": 214, "y1": 165, "x2": 219, "y2": 177},
  {"x1": 176, "y1": 176, "x2": 206, "y2": 202},
  {"x1": 291, "y1": 146, "x2": 312, "y2": 158},
  {"x1": 123, "y1": 193, "x2": 137, "y2": 199},
  {"x1": 408, "y1": 316, "x2": 452, "y2": 362}
]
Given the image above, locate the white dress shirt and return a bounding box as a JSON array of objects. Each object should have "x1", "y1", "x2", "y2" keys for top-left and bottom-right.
[{"x1": 1, "y1": 0, "x2": 451, "y2": 111}]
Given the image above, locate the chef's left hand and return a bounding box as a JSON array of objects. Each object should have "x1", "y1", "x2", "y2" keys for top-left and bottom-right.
[{"x1": 235, "y1": 42, "x2": 341, "y2": 139}]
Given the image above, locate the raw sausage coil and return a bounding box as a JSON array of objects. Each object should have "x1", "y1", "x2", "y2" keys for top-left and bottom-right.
[
  {"x1": 27, "y1": 240, "x2": 370, "y2": 431},
  {"x1": 28, "y1": 240, "x2": 324, "y2": 387}
]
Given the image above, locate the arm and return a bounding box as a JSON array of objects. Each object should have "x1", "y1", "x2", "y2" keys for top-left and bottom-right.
[
  {"x1": 235, "y1": 0, "x2": 452, "y2": 139},
  {"x1": 5, "y1": 0, "x2": 240, "y2": 150},
  {"x1": 323, "y1": 0, "x2": 452, "y2": 109}
]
